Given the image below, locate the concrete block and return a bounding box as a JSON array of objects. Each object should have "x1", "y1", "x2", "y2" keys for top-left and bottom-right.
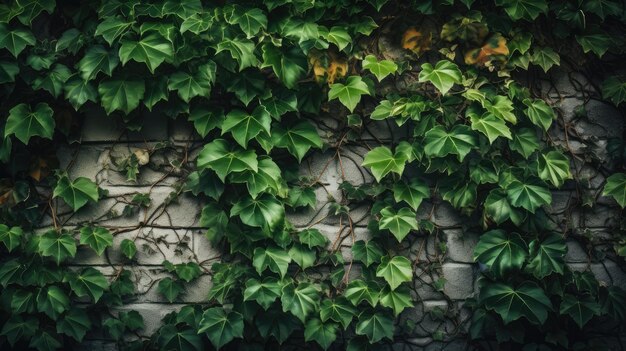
[{"x1": 442, "y1": 263, "x2": 476, "y2": 300}]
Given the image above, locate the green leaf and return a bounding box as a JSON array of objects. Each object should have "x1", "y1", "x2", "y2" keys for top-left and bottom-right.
[
  {"x1": 484, "y1": 96, "x2": 516, "y2": 124},
  {"x1": 162, "y1": 0, "x2": 202, "y2": 19},
  {"x1": 602, "y1": 77, "x2": 626, "y2": 105},
  {"x1": 180, "y1": 13, "x2": 213, "y2": 34},
  {"x1": 560, "y1": 294, "x2": 600, "y2": 328},
  {"x1": 261, "y1": 43, "x2": 307, "y2": 89},
  {"x1": 352, "y1": 240, "x2": 384, "y2": 267},
  {"x1": 328, "y1": 76, "x2": 370, "y2": 112},
  {"x1": 362, "y1": 55, "x2": 397, "y2": 82},
  {"x1": 243, "y1": 277, "x2": 282, "y2": 309},
  {"x1": 69, "y1": 267, "x2": 108, "y2": 302},
  {"x1": 168, "y1": 62, "x2": 216, "y2": 102},
  {"x1": 506, "y1": 178, "x2": 552, "y2": 213},
  {"x1": 0, "y1": 259, "x2": 23, "y2": 287},
  {"x1": 362, "y1": 146, "x2": 408, "y2": 182},
  {"x1": 1, "y1": 315, "x2": 38, "y2": 346},
  {"x1": 53, "y1": 175, "x2": 99, "y2": 212},
  {"x1": 0, "y1": 225, "x2": 22, "y2": 252},
  {"x1": 289, "y1": 242, "x2": 316, "y2": 269},
  {"x1": 98, "y1": 78, "x2": 145, "y2": 115},
  {"x1": 424, "y1": 124, "x2": 477, "y2": 161},
  {"x1": 231, "y1": 194, "x2": 285, "y2": 230},
  {"x1": 252, "y1": 246, "x2": 291, "y2": 277},
  {"x1": 480, "y1": 281, "x2": 552, "y2": 324},
  {"x1": 287, "y1": 186, "x2": 316, "y2": 209},
  {"x1": 509, "y1": 127, "x2": 540, "y2": 158},
  {"x1": 536, "y1": 150, "x2": 571, "y2": 187},
  {"x1": 197, "y1": 139, "x2": 258, "y2": 181},
  {"x1": 215, "y1": 37, "x2": 258, "y2": 71},
  {"x1": 304, "y1": 318, "x2": 339, "y2": 350},
  {"x1": 226, "y1": 7, "x2": 267, "y2": 38},
  {"x1": 379, "y1": 207, "x2": 418, "y2": 242},
  {"x1": 0, "y1": 24, "x2": 35, "y2": 57},
  {"x1": 355, "y1": 310, "x2": 394, "y2": 343},
  {"x1": 230, "y1": 156, "x2": 287, "y2": 199},
  {"x1": 95, "y1": 16, "x2": 134, "y2": 45},
  {"x1": 582, "y1": 0, "x2": 623, "y2": 20},
  {"x1": 224, "y1": 69, "x2": 265, "y2": 106},
  {"x1": 221, "y1": 106, "x2": 271, "y2": 148},
  {"x1": 38, "y1": 230, "x2": 77, "y2": 265},
  {"x1": 119, "y1": 310, "x2": 143, "y2": 331},
  {"x1": 272, "y1": 121, "x2": 323, "y2": 162},
  {"x1": 174, "y1": 262, "x2": 201, "y2": 282},
  {"x1": 119, "y1": 33, "x2": 173, "y2": 73},
  {"x1": 484, "y1": 189, "x2": 524, "y2": 225},
  {"x1": 157, "y1": 325, "x2": 202, "y2": 351},
  {"x1": 523, "y1": 99, "x2": 556, "y2": 132},
  {"x1": 32, "y1": 64, "x2": 71, "y2": 98},
  {"x1": 56, "y1": 308, "x2": 91, "y2": 342},
  {"x1": 120, "y1": 239, "x2": 137, "y2": 259},
  {"x1": 526, "y1": 233, "x2": 566, "y2": 279},
  {"x1": 344, "y1": 280, "x2": 380, "y2": 306},
  {"x1": 0, "y1": 61, "x2": 18, "y2": 83},
  {"x1": 473, "y1": 229, "x2": 527, "y2": 278},
  {"x1": 79, "y1": 226, "x2": 113, "y2": 256},
  {"x1": 28, "y1": 331, "x2": 62, "y2": 351},
  {"x1": 326, "y1": 26, "x2": 351, "y2": 51},
  {"x1": 531, "y1": 47, "x2": 560, "y2": 72},
  {"x1": 11, "y1": 289, "x2": 35, "y2": 314},
  {"x1": 255, "y1": 307, "x2": 298, "y2": 343},
  {"x1": 198, "y1": 308, "x2": 244, "y2": 349},
  {"x1": 298, "y1": 229, "x2": 328, "y2": 249},
  {"x1": 603, "y1": 173, "x2": 626, "y2": 208},
  {"x1": 470, "y1": 113, "x2": 512, "y2": 144},
  {"x1": 418, "y1": 60, "x2": 462, "y2": 95},
  {"x1": 158, "y1": 277, "x2": 184, "y2": 303},
  {"x1": 64, "y1": 75, "x2": 98, "y2": 110},
  {"x1": 281, "y1": 282, "x2": 320, "y2": 323},
  {"x1": 320, "y1": 297, "x2": 356, "y2": 329},
  {"x1": 576, "y1": 34, "x2": 612, "y2": 57},
  {"x1": 5, "y1": 103, "x2": 54, "y2": 144},
  {"x1": 601, "y1": 286, "x2": 626, "y2": 320},
  {"x1": 188, "y1": 106, "x2": 223, "y2": 138},
  {"x1": 380, "y1": 285, "x2": 414, "y2": 316},
  {"x1": 375, "y1": 255, "x2": 413, "y2": 290},
  {"x1": 495, "y1": 0, "x2": 548, "y2": 20},
  {"x1": 15, "y1": 0, "x2": 55, "y2": 25},
  {"x1": 78, "y1": 45, "x2": 119, "y2": 81},
  {"x1": 36, "y1": 285, "x2": 70, "y2": 319}
]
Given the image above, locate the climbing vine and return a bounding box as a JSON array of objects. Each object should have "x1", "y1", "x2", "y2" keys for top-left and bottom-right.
[{"x1": 0, "y1": 0, "x2": 625, "y2": 350}]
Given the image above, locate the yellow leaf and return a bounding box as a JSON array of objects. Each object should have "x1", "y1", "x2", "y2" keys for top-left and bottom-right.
[
  {"x1": 308, "y1": 50, "x2": 348, "y2": 85},
  {"x1": 401, "y1": 27, "x2": 432, "y2": 55},
  {"x1": 464, "y1": 34, "x2": 510, "y2": 66}
]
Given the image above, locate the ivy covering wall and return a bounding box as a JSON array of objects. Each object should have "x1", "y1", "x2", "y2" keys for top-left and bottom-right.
[{"x1": 0, "y1": 0, "x2": 625, "y2": 350}]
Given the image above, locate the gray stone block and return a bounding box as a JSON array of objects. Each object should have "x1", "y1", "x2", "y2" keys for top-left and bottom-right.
[
  {"x1": 442, "y1": 263, "x2": 476, "y2": 300},
  {"x1": 445, "y1": 230, "x2": 479, "y2": 263}
]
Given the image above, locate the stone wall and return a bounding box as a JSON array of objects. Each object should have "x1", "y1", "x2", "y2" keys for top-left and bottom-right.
[{"x1": 58, "y1": 64, "x2": 626, "y2": 350}]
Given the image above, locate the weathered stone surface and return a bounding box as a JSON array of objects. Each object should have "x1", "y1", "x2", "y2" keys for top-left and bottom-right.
[{"x1": 441, "y1": 263, "x2": 476, "y2": 300}]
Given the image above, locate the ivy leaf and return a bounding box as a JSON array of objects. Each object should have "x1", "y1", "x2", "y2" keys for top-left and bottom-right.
[
  {"x1": 509, "y1": 127, "x2": 540, "y2": 158},
  {"x1": 484, "y1": 96, "x2": 516, "y2": 124},
  {"x1": 582, "y1": 0, "x2": 623, "y2": 20},
  {"x1": 38, "y1": 230, "x2": 77, "y2": 265},
  {"x1": 119, "y1": 33, "x2": 173, "y2": 73},
  {"x1": 252, "y1": 246, "x2": 291, "y2": 277},
  {"x1": 272, "y1": 121, "x2": 323, "y2": 162},
  {"x1": 119, "y1": 310, "x2": 143, "y2": 331},
  {"x1": 98, "y1": 78, "x2": 145, "y2": 115},
  {"x1": 158, "y1": 277, "x2": 185, "y2": 303},
  {"x1": 0, "y1": 24, "x2": 35, "y2": 57},
  {"x1": 5, "y1": 103, "x2": 55, "y2": 144},
  {"x1": 162, "y1": 0, "x2": 202, "y2": 18},
  {"x1": 473, "y1": 229, "x2": 527, "y2": 278},
  {"x1": 197, "y1": 139, "x2": 258, "y2": 182},
  {"x1": 230, "y1": 156, "x2": 287, "y2": 199},
  {"x1": 78, "y1": 45, "x2": 119, "y2": 81},
  {"x1": 79, "y1": 226, "x2": 113, "y2": 256},
  {"x1": 0, "y1": 61, "x2": 18, "y2": 83},
  {"x1": 69, "y1": 267, "x2": 108, "y2": 302},
  {"x1": 168, "y1": 62, "x2": 216, "y2": 102},
  {"x1": 601, "y1": 77, "x2": 626, "y2": 105},
  {"x1": 36, "y1": 285, "x2": 70, "y2": 319},
  {"x1": 470, "y1": 113, "x2": 512, "y2": 144},
  {"x1": 603, "y1": 173, "x2": 626, "y2": 208},
  {"x1": 525, "y1": 234, "x2": 567, "y2": 279},
  {"x1": 0, "y1": 315, "x2": 38, "y2": 346},
  {"x1": 243, "y1": 277, "x2": 282, "y2": 309},
  {"x1": 506, "y1": 178, "x2": 552, "y2": 213},
  {"x1": 480, "y1": 281, "x2": 552, "y2": 324},
  {"x1": 198, "y1": 308, "x2": 244, "y2": 349},
  {"x1": 188, "y1": 106, "x2": 223, "y2": 138},
  {"x1": 601, "y1": 286, "x2": 626, "y2": 320},
  {"x1": 56, "y1": 308, "x2": 91, "y2": 342},
  {"x1": 344, "y1": 280, "x2": 380, "y2": 306},
  {"x1": 355, "y1": 310, "x2": 394, "y2": 343},
  {"x1": 15, "y1": 0, "x2": 55, "y2": 25},
  {"x1": 304, "y1": 318, "x2": 339, "y2": 350},
  {"x1": 215, "y1": 36, "x2": 258, "y2": 71},
  {"x1": 484, "y1": 189, "x2": 524, "y2": 225},
  {"x1": 495, "y1": 0, "x2": 548, "y2": 20},
  {"x1": 379, "y1": 207, "x2": 418, "y2": 242},
  {"x1": 0, "y1": 259, "x2": 23, "y2": 287},
  {"x1": 64, "y1": 75, "x2": 98, "y2": 110},
  {"x1": 281, "y1": 282, "x2": 320, "y2": 323},
  {"x1": 326, "y1": 26, "x2": 351, "y2": 51},
  {"x1": 328, "y1": 76, "x2": 370, "y2": 112},
  {"x1": 418, "y1": 60, "x2": 462, "y2": 95},
  {"x1": 226, "y1": 7, "x2": 267, "y2": 38},
  {"x1": 174, "y1": 262, "x2": 201, "y2": 282},
  {"x1": 362, "y1": 55, "x2": 397, "y2": 82},
  {"x1": 352, "y1": 240, "x2": 384, "y2": 267},
  {"x1": 523, "y1": 99, "x2": 555, "y2": 132},
  {"x1": 157, "y1": 325, "x2": 202, "y2": 351},
  {"x1": 28, "y1": 331, "x2": 62, "y2": 351},
  {"x1": 362, "y1": 146, "x2": 408, "y2": 182},
  {"x1": 298, "y1": 229, "x2": 328, "y2": 249},
  {"x1": 320, "y1": 297, "x2": 356, "y2": 329},
  {"x1": 0, "y1": 225, "x2": 22, "y2": 252},
  {"x1": 255, "y1": 307, "x2": 298, "y2": 343},
  {"x1": 560, "y1": 294, "x2": 600, "y2": 328},
  {"x1": 261, "y1": 43, "x2": 307, "y2": 89},
  {"x1": 536, "y1": 150, "x2": 571, "y2": 187},
  {"x1": 576, "y1": 34, "x2": 612, "y2": 57},
  {"x1": 53, "y1": 175, "x2": 99, "y2": 212},
  {"x1": 120, "y1": 239, "x2": 137, "y2": 259},
  {"x1": 222, "y1": 106, "x2": 271, "y2": 148},
  {"x1": 376, "y1": 255, "x2": 413, "y2": 290},
  {"x1": 94, "y1": 16, "x2": 134, "y2": 45},
  {"x1": 231, "y1": 194, "x2": 285, "y2": 230},
  {"x1": 287, "y1": 186, "x2": 316, "y2": 209},
  {"x1": 424, "y1": 124, "x2": 477, "y2": 161},
  {"x1": 380, "y1": 285, "x2": 414, "y2": 316},
  {"x1": 180, "y1": 13, "x2": 213, "y2": 34},
  {"x1": 531, "y1": 47, "x2": 560, "y2": 72}
]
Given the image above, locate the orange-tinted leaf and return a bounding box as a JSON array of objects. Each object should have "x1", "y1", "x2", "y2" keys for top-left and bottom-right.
[
  {"x1": 327, "y1": 58, "x2": 348, "y2": 84},
  {"x1": 401, "y1": 27, "x2": 432, "y2": 55},
  {"x1": 308, "y1": 50, "x2": 348, "y2": 85},
  {"x1": 29, "y1": 154, "x2": 58, "y2": 182},
  {"x1": 465, "y1": 34, "x2": 510, "y2": 66}
]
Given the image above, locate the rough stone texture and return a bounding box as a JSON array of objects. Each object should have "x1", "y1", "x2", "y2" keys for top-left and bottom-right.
[{"x1": 59, "y1": 65, "x2": 625, "y2": 349}]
